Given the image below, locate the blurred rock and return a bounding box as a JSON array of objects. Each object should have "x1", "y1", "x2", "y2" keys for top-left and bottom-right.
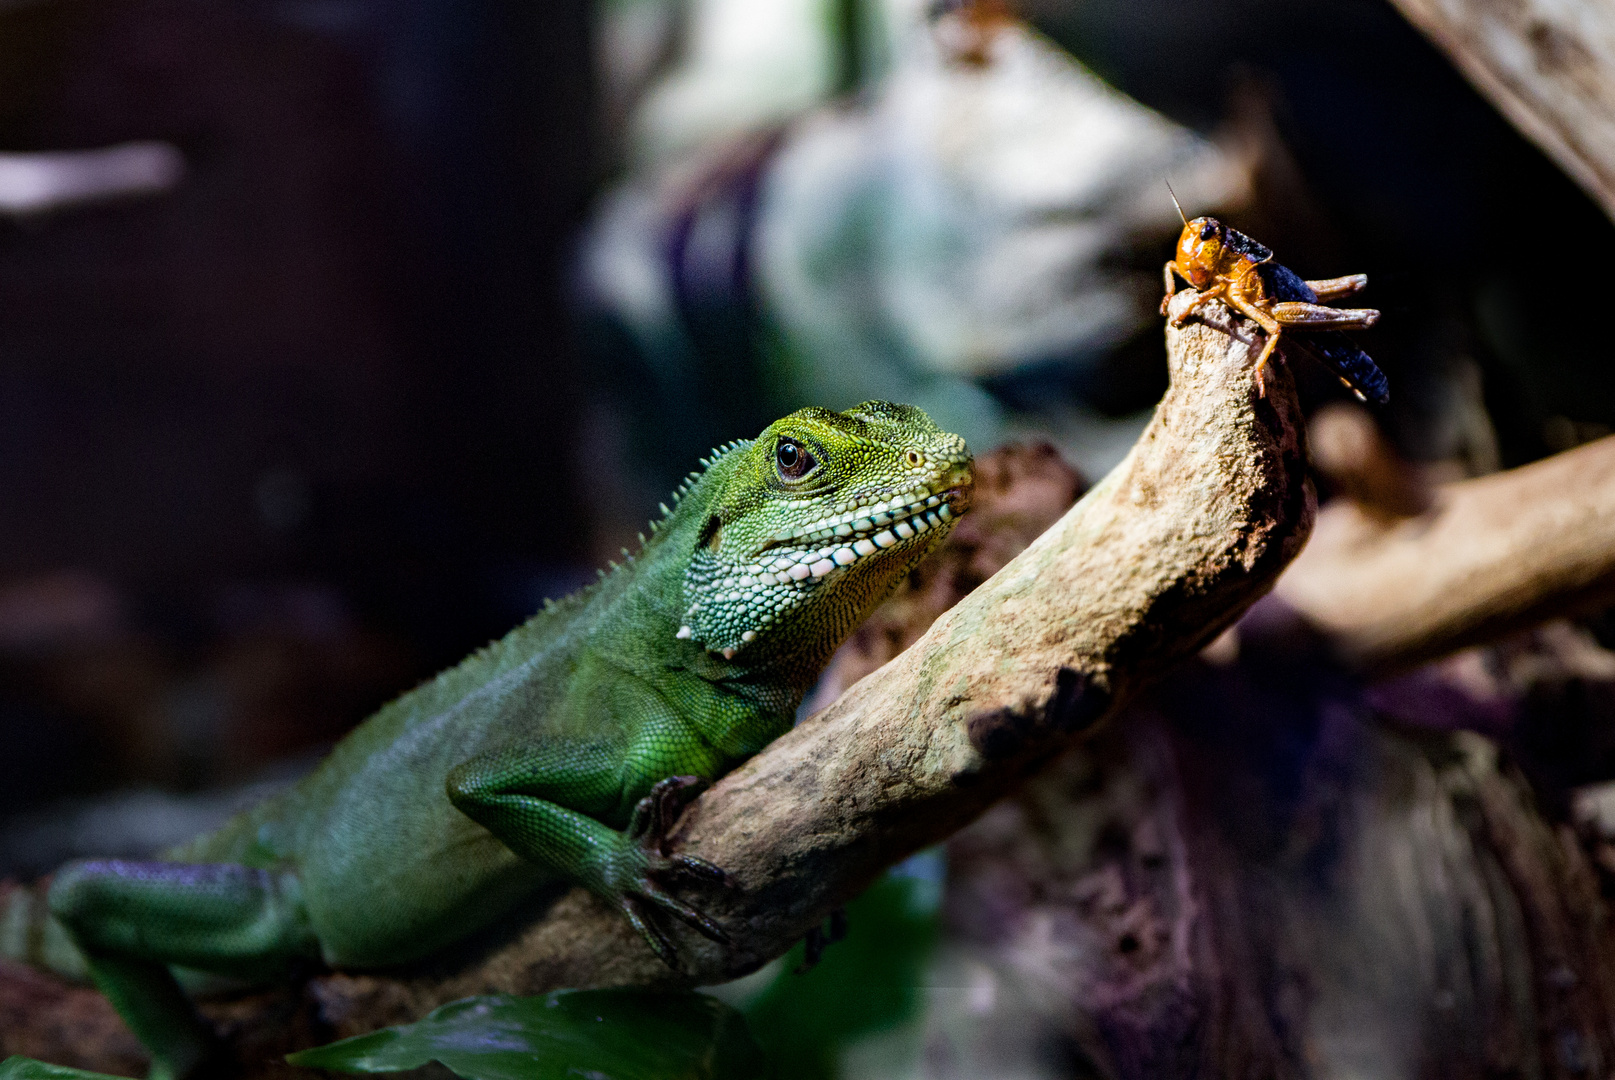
[{"x1": 0, "y1": 957, "x2": 147, "y2": 1077}]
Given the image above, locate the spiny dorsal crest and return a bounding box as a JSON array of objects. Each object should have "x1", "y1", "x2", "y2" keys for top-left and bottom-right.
[{"x1": 655, "y1": 445, "x2": 751, "y2": 525}]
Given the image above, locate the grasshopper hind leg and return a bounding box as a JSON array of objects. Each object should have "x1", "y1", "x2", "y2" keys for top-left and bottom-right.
[
  {"x1": 1304, "y1": 273, "x2": 1368, "y2": 302},
  {"x1": 1251, "y1": 330, "x2": 1284, "y2": 397}
]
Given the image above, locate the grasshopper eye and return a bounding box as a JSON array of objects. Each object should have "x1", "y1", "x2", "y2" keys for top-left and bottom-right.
[
  {"x1": 776, "y1": 438, "x2": 816, "y2": 480},
  {"x1": 1200, "y1": 221, "x2": 1219, "y2": 242}
]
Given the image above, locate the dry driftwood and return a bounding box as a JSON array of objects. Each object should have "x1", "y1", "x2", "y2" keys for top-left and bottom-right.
[
  {"x1": 1385, "y1": 0, "x2": 1615, "y2": 223},
  {"x1": 1278, "y1": 424, "x2": 1615, "y2": 673},
  {"x1": 797, "y1": 415, "x2": 1615, "y2": 1078},
  {"x1": 932, "y1": 667, "x2": 1615, "y2": 1080}
]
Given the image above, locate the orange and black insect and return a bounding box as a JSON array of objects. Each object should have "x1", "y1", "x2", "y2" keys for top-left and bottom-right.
[{"x1": 1161, "y1": 193, "x2": 1388, "y2": 405}]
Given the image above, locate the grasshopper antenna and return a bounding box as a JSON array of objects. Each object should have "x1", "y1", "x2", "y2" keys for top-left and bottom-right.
[{"x1": 1165, "y1": 181, "x2": 1188, "y2": 227}]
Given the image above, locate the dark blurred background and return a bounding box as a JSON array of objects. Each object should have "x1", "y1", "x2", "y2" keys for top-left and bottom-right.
[
  {"x1": 0, "y1": 0, "x2": 594, "y2": 817},
  {"x1": 1, "y1": 0, "x2": 1611, "y2": 864}
]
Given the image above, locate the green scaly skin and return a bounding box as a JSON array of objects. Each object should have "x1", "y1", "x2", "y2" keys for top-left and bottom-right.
[{"x1": 6, "y1": 402, "x2": 973, "y2": 1080}]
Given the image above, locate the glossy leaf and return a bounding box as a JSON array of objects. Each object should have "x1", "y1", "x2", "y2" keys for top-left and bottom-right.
[{"x1": 286, "y1": 989, "x2": 766, "y2": 1080}]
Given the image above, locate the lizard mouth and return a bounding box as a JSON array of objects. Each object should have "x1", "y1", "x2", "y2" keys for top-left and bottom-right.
[{"x1": 747, "y1": 484, "x2": 965, "y2": 584}]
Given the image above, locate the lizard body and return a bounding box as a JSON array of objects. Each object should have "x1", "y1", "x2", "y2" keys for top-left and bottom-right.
[{"x1": 4, "y1": 401, "x2": 973, "y2": 1079}]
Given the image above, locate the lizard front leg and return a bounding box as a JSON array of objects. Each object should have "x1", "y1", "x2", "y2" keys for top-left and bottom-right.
[{"x1": 446, "y1": 737, "x2": 730, "y2": 969}]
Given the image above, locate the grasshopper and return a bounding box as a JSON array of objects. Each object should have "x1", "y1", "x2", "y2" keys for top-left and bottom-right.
[{"x1": 1161, "y1": 195, "x2": 1388, "y2": 405}]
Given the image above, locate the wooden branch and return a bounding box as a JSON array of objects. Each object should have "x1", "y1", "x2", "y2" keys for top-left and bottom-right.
[
  {"x1": 308, "y1": 293, "x2": 1314, "y2": 1034},
  {"x1": 1277, "y1": 429, "x2": 1615, "y2": 673},
  {"x1": 1, "y1": 293, "x2": 1315, "y2": 1064},
  {"x1": 1384, "y1": 0, "x2": 1615, "y2": 222}
]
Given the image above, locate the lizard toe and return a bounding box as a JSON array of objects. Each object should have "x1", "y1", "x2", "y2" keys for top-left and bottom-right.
[
  {"x1": 641, "y1": 884, "x2": 730, "y2": 945},
  {"x1": 620, "y1": 896, "x2": 683, "y2": 970},
  {"x1": 667, "y1": 852, "x2": 729, "y2": 886},
  {"x1": 628, "y1": 775, "x2": 709, "y2": 845}
]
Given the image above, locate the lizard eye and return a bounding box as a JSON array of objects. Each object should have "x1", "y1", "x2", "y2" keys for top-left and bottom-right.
[{"x1": 775, "y1": 438, "x2": 816, "y2": 480}]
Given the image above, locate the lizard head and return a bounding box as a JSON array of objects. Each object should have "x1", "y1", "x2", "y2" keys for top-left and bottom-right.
[{"x1": 679, "y1": 401, "x2": 973, "y2": 661}]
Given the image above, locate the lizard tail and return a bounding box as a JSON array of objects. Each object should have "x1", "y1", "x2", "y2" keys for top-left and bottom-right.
[{"x1": 0, "y1": 876, "x2": 88, "y2": 981}]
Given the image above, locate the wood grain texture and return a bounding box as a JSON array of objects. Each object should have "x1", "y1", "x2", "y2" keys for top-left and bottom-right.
[
  {"x1": 1278, "y1": 433, "x2": 1615, "y2": 672},
  {"x1": 1386, "y1": 0, "x2": 1615, "y2": 221}
]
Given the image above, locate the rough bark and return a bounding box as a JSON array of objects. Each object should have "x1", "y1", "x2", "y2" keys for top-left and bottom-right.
[
  {"x1": 912, "y1": 418, "x2": 1615, "y2": 1078},
  {"x1": 1385, "y1": 0, "x2": 1615, "y2": 223}
]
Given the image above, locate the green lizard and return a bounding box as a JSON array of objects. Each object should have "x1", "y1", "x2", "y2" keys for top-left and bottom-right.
[{"x1": 2, "y1": 401, "x2": 972, "y2": 1080}]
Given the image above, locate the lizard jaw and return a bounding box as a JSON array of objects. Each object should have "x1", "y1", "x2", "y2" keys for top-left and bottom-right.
[
  {"x1": 677, "y1": 483, "x2": 968, "y2": 653},
  {"x1": 752, "y1": 486, "x2": 962, "y2": 582}
]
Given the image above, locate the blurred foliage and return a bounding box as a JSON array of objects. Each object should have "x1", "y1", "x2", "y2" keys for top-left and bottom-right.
[
  {"x1": 286, "y1": 989, "x2": 766, "y2": 1080},
  {"x1": 281, "y1": 864, "x2": 942, "y2": 1080}
]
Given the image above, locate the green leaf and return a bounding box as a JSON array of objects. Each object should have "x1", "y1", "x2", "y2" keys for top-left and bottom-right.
[
  {"x1": 0, "y1": 1057, "x2": 136, "y2": 1080},
  {"x1": 286, "y1": 989, "x2": 767, "y2": 1080}
]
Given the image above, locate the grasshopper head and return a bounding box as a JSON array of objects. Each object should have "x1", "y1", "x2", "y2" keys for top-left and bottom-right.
[
  {"x1": 1176, "y1": 216, "x2": 1230, "y2": 289},
  {"x1": 680, "y1": 401, "x2": 973, "y2": 661}
]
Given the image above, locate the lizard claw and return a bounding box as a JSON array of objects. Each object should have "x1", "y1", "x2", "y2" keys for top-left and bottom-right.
[
  {"x1": 620, "y1": 896, "x2": 682, "y2": 971},
  {"x1": 619, "y1": 775, "x2": 735, "y2": 966},
  {"x1": 793, "y1": 907, "x2": 849, "y2": 974},
  {"x1": 644, "y1": 885, "x2": 731, "y2": 944},
  {"x1": 668, "y1": 852, "x2": 730, "y2": 885},
  {"x1": 620, "y1": 877, "x2": 731, "y2": 967},
  {"x1": 627, "y1": 775, "x2": 709, "y2": 850}
]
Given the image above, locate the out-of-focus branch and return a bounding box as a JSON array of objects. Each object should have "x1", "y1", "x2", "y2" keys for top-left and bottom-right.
[
  {"x1": 307, "y1": 293, "x2": 1315, "y2": 1033},
  {"x1": 1385, "y1": 0, "x2": 1615, "y2": 222},
  {"x1": 0, "y1": 143, "x2": 184, "y2": 216},
  {"x1": 1278, "y1": 426, "x2": 1615, "y2": 673}
]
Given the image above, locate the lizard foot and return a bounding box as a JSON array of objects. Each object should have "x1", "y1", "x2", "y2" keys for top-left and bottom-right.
[{"x1": 620, "y1": 776, "x2": 733, "y2": 969}]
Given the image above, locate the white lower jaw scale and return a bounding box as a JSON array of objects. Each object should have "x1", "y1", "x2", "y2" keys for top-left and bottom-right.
[{"x1": 759, "y1": 491, "x2": 959, "y2": 583}]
